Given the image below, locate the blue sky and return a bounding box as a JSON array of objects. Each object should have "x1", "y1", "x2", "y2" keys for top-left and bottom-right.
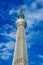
[{"x1": 0, "y1": 0, "x2": 43, "y2": 65}]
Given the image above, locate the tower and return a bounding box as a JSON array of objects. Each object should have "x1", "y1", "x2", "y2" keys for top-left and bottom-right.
[{"x1": 12, "y1": 7, "x2": 28, "y2": 65}]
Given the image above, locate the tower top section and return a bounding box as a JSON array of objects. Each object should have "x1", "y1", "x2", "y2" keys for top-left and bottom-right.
[
  {"x1": 18, "y1": 6, "x2": 24, "y2": 19},
  {"x1": 16, "y1": 6, "x2": 27, "y2": 28}
]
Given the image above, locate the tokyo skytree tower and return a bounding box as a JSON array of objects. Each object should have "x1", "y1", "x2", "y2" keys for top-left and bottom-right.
[{"x1": 12, "y1": 7, "x2": 28, "y2": 65}]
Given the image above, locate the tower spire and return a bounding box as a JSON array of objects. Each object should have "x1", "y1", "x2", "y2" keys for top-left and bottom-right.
[
  {"x1": 18, "y1": 6, "x2": 24, "y2": 19},
  {"x1": 20, "y1": 6, "x2": 22, "y2": 13}
]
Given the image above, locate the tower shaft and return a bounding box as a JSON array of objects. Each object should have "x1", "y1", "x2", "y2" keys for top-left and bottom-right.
[
  {"x1": 12, "y1": 25, "x2": 28, "y2": 65},
  {"x1": 12, "y1": 7, "x2": 28, "y2": 65}
]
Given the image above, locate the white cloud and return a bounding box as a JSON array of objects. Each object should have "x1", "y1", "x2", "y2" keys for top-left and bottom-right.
[
  {"x1": 28, "y1": 9, "x2": 43, "y2": 21},
  {"x1": 0, "y1": 41, "x2": 15, "y2": 60},
  {"x1": 38, "y1": 55, "x2": 43, "y2": 59},
  {"x1": 1, "y1": 48, "x2": 7, "y2": 51},
  {"x1": 9, "y1": 9, "x2": 14, "y2": 15},
  {"x1": 6, "y1": 32, "x2": 16, "y2": 39},
  {"x1": 0, "y1": 41, "x2": 15, "y2": 51},
  {"x1": 0, "y1": 51, "x2": 12, "y2": 60},
  {"x1": 1, "y1": 29, "x2": 16, "y2": 39},
  {"x1": 24, "y1": 7, "x2": 43, "y2": 28},
  {"x1": 31, "y1": 62, "x2": 34, "y2": 64},
  {"x1": 3, "y1": 24, "x2": 14, "y2": 29},
  {"x1": 26, "y1": 30, "x2": 40, "y2": 49},
  {"x1": 0, "y1": 43, "x2": 5, "y2": 49},
  {"x1": 26, "y1": 30, "x2": 39, "y2": 41},
  {"x1": 36, "y1": 0, "x2": 43, "y2": 6},
  {"x1": 5, "y1": 41, "x2": 15, "y2": 50},
  {"x1": 9, "y1": 8, "x2": 19, "y2": 15},
  {"x1": 30, "y1": 2, "x2": 37, "y2": 10},
  {"x1": 34, "y1": 54, "x2": 43, "y2": 60},
  {"x1": 1, "y1": 24, "x2": 16, "y2": 39}
]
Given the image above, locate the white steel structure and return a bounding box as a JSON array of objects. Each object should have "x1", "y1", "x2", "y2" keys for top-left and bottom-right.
[{"x1": 12, "y1": 7, "x2": 28, "y2": 65}]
